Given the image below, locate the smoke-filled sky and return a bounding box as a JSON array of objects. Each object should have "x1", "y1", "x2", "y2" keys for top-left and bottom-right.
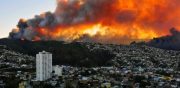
[
  {"x1": 2, "y1": 0, "x2": 180, "y2": 44},
  {"x1": 0, "y1": 0, "x2": 55, "y2": 38}
]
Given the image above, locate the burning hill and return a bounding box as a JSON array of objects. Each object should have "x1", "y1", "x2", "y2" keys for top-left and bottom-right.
[{"x1": 9, "y1": 0, "x2": 180, "y2": 44}]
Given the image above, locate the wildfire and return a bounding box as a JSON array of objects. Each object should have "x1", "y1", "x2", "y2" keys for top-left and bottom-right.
[
  {"x1": 36, "y1": 23, "x2": 158, "y2": 43},
  {"x1": 10, "y1": 0, "x2": 180, "y2": 44}
]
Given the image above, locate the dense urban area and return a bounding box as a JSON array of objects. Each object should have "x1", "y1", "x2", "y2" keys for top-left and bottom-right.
[{"x1": 0, "y1": 41, "x2": 180, "y2": 88}]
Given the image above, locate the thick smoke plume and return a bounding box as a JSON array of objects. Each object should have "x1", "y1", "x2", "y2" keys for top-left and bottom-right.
[{"x1": 9, "y1": 0, "x2": 180, "y2": 44}]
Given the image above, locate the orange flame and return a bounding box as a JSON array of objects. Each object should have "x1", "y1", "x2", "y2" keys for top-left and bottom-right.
[{"x1": 34, "y1": 0, "x2": 180, "y2": 44}]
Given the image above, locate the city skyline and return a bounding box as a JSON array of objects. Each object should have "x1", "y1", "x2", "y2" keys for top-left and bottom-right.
[{"x1": 0, "y1": 0, "x2": 179, "y2": 87}]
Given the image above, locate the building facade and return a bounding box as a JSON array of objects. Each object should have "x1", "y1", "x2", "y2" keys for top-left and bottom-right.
[
  {"x1": 53, "y1": 65, "x2": 63, "y2": 76},
  {"x1": 36, "y1": 51, "x2": 52, "y2": 81}
]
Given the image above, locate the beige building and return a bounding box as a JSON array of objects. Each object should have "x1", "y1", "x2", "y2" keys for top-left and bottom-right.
[{"x1": 36, "y1": 51, "x2": 52, "y2": 81}]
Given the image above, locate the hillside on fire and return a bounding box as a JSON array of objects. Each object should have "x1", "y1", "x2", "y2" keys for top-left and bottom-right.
[
  {"x1": 9, "y1": 0, "x2": 180, "y2": 44},
  {"x1": 1, "y1": 0, "x2": 180, "y2": 87}
]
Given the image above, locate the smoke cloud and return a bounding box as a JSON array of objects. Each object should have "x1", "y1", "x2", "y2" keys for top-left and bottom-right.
[{"x1": 9, "y1": 0, "x2": 180, "y2": 44}]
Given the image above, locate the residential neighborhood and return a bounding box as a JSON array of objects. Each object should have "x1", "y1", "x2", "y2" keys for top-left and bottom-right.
[{"x1": 0, "y1": 43, "x2": 180, "y2": 88}]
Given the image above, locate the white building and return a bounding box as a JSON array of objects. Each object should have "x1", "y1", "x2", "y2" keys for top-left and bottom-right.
[
  {"x1": 36, "y1": 51, "x2": 52, "y2": 81},
  {"x1": 53, "y1": 65, "x2": 63, "y2": 76}
]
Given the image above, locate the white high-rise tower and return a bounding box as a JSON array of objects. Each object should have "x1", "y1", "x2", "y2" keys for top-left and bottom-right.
[{"x1": 36, "y1": 51, "x2": 52, "y2": 81}]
